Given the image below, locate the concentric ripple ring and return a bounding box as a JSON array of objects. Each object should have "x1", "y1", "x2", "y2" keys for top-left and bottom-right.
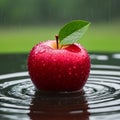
[{"x1": 0, "y1": 64, "x2": 120, "y2": 120}]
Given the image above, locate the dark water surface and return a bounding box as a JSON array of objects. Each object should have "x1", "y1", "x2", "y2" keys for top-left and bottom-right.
[{"x1": 0, "y1": 53, "x2": 120, "y2": 120}]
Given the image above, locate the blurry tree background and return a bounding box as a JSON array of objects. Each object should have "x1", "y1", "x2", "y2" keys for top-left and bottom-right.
[
  {"x1": 0, "y1": 0, "x2": 120, "y2": 26},
  {"x1": 0, "y1": 0, "x2": 120, "y2": 52}
]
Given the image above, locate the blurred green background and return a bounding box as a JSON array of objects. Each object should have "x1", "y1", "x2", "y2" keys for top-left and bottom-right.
[{"x1": 0, "y1": 0, "x2": 120, "y2": 53}]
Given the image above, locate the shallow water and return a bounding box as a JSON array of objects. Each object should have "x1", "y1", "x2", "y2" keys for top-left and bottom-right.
[{"x1": 0, "y1": 53, "x2": 120, "y2": 120}]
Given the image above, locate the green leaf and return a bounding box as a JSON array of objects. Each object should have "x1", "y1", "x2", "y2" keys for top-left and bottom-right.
[{"x1": 59, "y1": 20, "x2": 90, "y2": 45}]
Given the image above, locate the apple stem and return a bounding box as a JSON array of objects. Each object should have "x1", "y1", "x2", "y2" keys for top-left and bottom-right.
[{"x1": 55, "y1": 35, "x2": 59, "y2": 49}]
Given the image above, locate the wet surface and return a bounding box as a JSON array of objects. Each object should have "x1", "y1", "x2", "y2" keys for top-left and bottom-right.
[{"x1": 0, "y1": 53, "x2": 120, "y2": 120}]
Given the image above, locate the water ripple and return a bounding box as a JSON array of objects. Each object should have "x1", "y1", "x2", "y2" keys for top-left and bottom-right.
[{"x1": 0, "y1": 64, "x2": 120, "y2": 120}]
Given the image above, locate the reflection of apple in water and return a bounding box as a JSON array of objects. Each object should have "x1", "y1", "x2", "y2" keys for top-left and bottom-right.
[
  {"x1": 28, "y1": 91, "x2": 90, "y2": 120},
  {"x1": 28, "y1": 20, "x2": 91, "y2": 91}
]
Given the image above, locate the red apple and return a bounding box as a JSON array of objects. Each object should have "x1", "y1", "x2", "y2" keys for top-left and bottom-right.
[{"x1": 28, "y1": 39, "x2": 90, "y2": 92}]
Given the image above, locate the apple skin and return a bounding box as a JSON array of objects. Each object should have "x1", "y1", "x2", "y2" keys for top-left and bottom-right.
[{"x1": 28, "y1": 40, "x2": 90, "y2": 92}]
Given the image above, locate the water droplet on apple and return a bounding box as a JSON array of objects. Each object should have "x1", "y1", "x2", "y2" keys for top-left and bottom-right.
[
  {"x1": 68, "y1": 71, "x2": 72, "y2": 75},
  {"x1": 67, "y1": 58, "x2": 70, "y2": 62},
  {"x1": 53, "y1": 58, "x2": 56, "y2": 62},
  {"x1": 35, "y1": 46, "x2": 46, "y2": 54},
  {"x1": 42, "y1": 63, "x2": 46, "y2": 67},
  {"x1": 73, "y1": 65, "x2": 77, "y2": 69},
  {"x1": 75, "y1": 73, "x2": 78, "y2": 77},
  {"x1": 68, "y1": 67, "x2": 72, "y2": 71},
  {"x1": 58, "y1": 74, "x2": 61, "y2": 79},
  {"x1": 68, "y1": 67, "x2": 72, "y2": 75}
]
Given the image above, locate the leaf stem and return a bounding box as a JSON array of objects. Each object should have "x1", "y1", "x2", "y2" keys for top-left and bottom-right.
[{"x1": 55, "y1": 35, "x2": 59, "y2": 49}]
